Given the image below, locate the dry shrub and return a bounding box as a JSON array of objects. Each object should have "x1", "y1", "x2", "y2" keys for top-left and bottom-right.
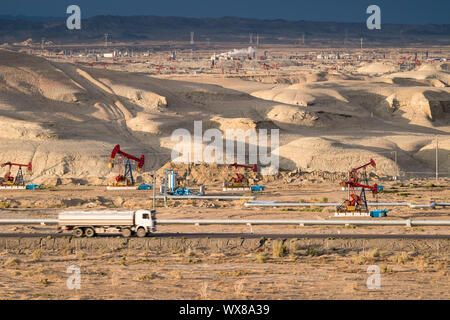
[
  {"x1": 352, "y1": 249, "x2": 383, "y2": 265},
  {"x1": 379, "y1": 264, "x2": 393, "y2": 273},
  {"x1": 433, "y1": 261, "x2": 446, "y2": 271},
  {"x1": 171, "y1": 270, "x2": 183, "y2": 280},
  {"x1": 413, "y1": 255, "x2": 430, "y2": 271},
  {"x1": 288, "y1": 252, "x2": 297, "y2": 262},
  {"x1": 352, "y1": 254, "x2": 373, "y2": 265},
  {"x1": 37, "y1": 278, "x2": 49, "y2": 286},
  {"x1": 391, "y1": 252, "x2": 409, "y2": 265},
  {"x1": 306, "y1": 247, "x2": 322, "y2": 257},
  {"x1": 185, "y1": 248, "x2": 196, "y2": 257},
  {"x1": 255, "y1": 252, "x2": 268, "y2": 263},
  {"x1": 272, "y1": 240, "x2": 288, "y2": 258},
  {"x1": 368, "y1": 248, "x2": 383, "y2": 258},
  {"x1": 31, "y1": 249, "x2": 42, "y2": 262},
  {"x1": 136, "y1": 273, "x2": 157, "y2": 282},
  {"x1": 4, "y1": 257, "x2": 21, "y2": 266}
]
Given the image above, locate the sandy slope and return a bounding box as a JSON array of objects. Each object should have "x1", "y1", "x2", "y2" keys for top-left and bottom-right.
[{"x1": 0, "y1": 49, "x2": 449, "y2": 184}]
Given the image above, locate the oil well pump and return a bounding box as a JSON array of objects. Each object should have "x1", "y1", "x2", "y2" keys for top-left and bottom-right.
[
  {"x1": 335, "y1": 158, "x2": 385, "y2": 216},
  {"x1": 0, "y1": 162, "x2": 32, "y2": 186},
  {"x1": 223, "y1": 163, "x2": 265, "y2": 191},
  {"x1": 108, "y1": 144, "x2": 145, "y2": 187},
  {"x1": 226, "y1": 163, "x2": 257, "y2": 187}
]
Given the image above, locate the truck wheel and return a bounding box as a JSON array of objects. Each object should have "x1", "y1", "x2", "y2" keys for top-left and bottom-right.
[
  {"x1": 85, "y1": 227, "x2": 95, "y2": 238},
  {"x1": 73, "y1": 228, "x2": 83, "y2": 238},
  {"x1": 121, "y1": 228, "x2": 132, "y2": 238},
  {"x1": 136, "y1": 228, "x2": 147, "y2": 238}
]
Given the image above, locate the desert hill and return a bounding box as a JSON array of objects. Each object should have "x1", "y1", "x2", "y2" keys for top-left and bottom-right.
[{"x1": 0, "y1": 49, "x2": 449, "y2": 184}]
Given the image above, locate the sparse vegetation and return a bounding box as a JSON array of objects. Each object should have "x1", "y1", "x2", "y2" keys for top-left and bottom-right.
[
  {"x1": 31, "y1": 249, "x2": 42, "y2": 262},
  {"x1": 171, "y1": 270, "x2": 183, "y2": 280},
  {"x1": 136, "y1": 273, "x2": 157, "y2": 281},
  {"x1": 368, "y1": 249, "x2": 383, "y2": 258},
  {"x1": 351, "y1": 249, "x2": 382, "y2": 265},
  {"x1": 255, "y1": 252, "x2": 268, "y2": 263},
  {"x1": 306, "y1": 247, "x2": 322, "y2": 257},
  {"x1": 0, "y1": 201, "x2": 11, "y2": 209},
  {"x1": 37, "y1": 278, "x2": 49, "y2": 286},
  {"x1": 391, "y1": 252, "x2": 409, "y2": 265},
  {"x1": 398, "y1": 193, "x2": 411, "y2": 197},
  {"x1": 380, "y1": 264, "x2": 393, "y2": 273},
  {"x1": 272, "y1": 240, "x2": 289, "y2": 258},
  {"x1": 4, "y1": 257, "x2": 21, "y2": 266}
]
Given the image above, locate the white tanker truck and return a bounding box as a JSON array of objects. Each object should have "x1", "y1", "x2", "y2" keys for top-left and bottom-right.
[{"x1": 58, "y1": 209, "x2": 156, "y2": 238}]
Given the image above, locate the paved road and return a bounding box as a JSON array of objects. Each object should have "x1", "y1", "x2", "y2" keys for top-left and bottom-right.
[{"x1": 0, "y1": 232, "x2": 448, "y2": 239}]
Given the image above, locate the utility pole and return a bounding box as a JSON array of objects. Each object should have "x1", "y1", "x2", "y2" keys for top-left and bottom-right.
[
  {"x1": 435, "y1": 135, "x2": 439, "y2": 181},
  {"x1": 164, "y1": 175, "x2": 167, "y2": 208},
  {"x1": 152, "y1": 171, "x2": 156, "y2": 211},
  {"x1": 104, "y1": 33, "x2": 109, "y2": 48},
  {"x1": 447, "y1": 155, "x2": 450, "y2": 178},
  {"x1": 186, "y1": 152, "x2": 191, "y2": 188},
  {"x1": 395, "y1": 151, "x2": 399, "y2": 180},
  {"x1": 41, "y1": 38, "x2": 45, "y2": 56},
  {"x1": 392, "y1": 151, "x2": 398, "y2": 180}
]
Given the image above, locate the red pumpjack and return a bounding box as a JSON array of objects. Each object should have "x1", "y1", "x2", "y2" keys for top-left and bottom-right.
[
  {"x1": 336, "y1": 159, "x2": 379, "y2": 213},
  {"x1": 108, "y1": 145, "x2": 145, "y2": 186},
  {"x1": 0, "y1": 162, "x2": 32, "y2": 186},
  {"x1": 226, "y1": 163, "x2": 258, "y2": 188}
]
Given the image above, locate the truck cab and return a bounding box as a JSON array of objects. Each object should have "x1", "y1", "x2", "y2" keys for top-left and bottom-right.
[{"x1": 134, "y1": 209, "x2": 156, "y2": 236}]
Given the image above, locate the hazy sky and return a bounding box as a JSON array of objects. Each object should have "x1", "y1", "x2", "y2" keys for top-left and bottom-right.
[{"x1": 1, "y1": 0, "x2": 449, "y2": 24}]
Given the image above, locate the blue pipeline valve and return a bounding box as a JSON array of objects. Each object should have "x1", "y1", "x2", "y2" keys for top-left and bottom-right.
[{"x1": 174, "y1": 187, "x2": 191, "y2": 195}]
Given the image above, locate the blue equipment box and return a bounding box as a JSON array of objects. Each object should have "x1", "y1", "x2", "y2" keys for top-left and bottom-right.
[
  {"x1": 26, "y1": 184, "x2": 41, "y2": 190},
  {"x1": 370, "y1": 209, "x2": 388, "y2": 217},
  {"x1": 251, "y1": 185, "x2": 265, "y2": 191}
]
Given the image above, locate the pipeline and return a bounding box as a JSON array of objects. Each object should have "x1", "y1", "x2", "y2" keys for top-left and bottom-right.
[
  {"x1": 161, "y1": 195, "x2": 255, "y2": 200},
  {"x1": 244, "y1": 201, "x2": 450, "y2": 208},
  {"x1": 1, "y1": 218, "x2": 448, "y2": 227},
  {"x1": 156, "y1": 219, "x2": 450, "y2": 226}
]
